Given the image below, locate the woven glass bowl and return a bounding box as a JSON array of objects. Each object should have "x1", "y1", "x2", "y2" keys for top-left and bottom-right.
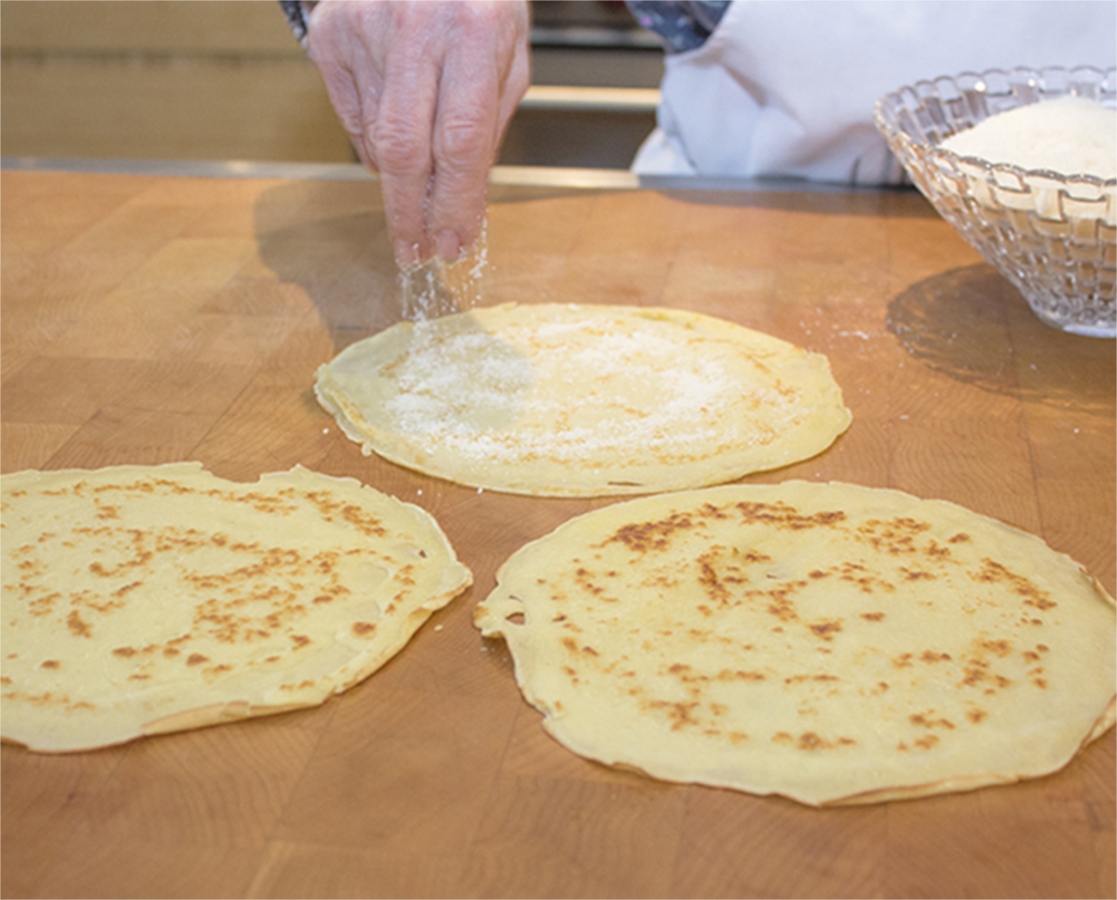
[{"x1": 874, "y1": 66, "x2": 1116, "y2": 338}]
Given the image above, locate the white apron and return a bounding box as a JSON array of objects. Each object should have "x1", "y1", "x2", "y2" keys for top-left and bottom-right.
[{"x1": 633, "y1": 0, "x2": 1117, "y2": 183}]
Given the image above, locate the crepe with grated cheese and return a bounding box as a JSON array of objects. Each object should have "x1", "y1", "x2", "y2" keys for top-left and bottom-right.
[
  {"x1": 314, "y1": 304, "x2": 851, "y2": 497},
  {"x1": 1, "y1": 464, "x2": 471, "y2": 752},
  {"x1": 474, "y1": 481, "x2": 1116, "y2": 806}
]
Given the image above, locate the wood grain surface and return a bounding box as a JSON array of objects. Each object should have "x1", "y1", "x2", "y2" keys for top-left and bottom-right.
[{"x1": 2, "y1": 166, "x2": 1114, "y2": 899}]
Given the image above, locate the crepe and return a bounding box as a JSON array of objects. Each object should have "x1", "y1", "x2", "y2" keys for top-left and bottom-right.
[
  {"x1": 314, "y1": 304, "x2": 851, "y2": 497},
  {"x1": 474, "y1": 481, "x2": 1116, "y2": 806},
  {"x1": 1, "y1": 463, "x2": 471, "y2": 752}
]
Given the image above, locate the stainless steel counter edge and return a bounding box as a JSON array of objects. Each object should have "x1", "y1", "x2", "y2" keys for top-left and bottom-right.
[{"x1": 1, "y1": 156, "x2": 903, "y2": 194}]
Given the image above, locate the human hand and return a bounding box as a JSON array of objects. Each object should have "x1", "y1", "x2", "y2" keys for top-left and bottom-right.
[{"x1": 306, "y1": 0, "x2": 531, "y2": 267}]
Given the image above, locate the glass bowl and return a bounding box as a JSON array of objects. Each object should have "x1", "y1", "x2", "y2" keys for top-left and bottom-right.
[{"x1": 874, "y1": 66, "x2": 1116, "y2": 338}]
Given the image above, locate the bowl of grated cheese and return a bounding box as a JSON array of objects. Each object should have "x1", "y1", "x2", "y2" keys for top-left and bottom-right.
[{"x1": 874, "y1": 66, "x2": 1116, "y2": 338}]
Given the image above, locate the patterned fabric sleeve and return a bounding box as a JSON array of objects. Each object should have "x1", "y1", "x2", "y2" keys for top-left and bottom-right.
[
  {"x1": 280, "y1": 1, "x2": 730, "y2": 56},
  {"x1": 279, "y1": 0, "x2": 317, "y2": 49},
  {"x1": 625, "y1": 1, "x2": 731, "y2": 53}
]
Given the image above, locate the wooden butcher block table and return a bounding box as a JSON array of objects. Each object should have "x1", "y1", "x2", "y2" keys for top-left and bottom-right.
[{"x1": 2, "y1": 161, "x2": 1114, "y2": 900}]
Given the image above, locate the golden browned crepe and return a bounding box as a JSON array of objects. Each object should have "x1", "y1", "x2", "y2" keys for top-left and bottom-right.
[
  {"x1": 314, "y1": 304, "x2": 851, "y2": 496},
  {"x1": 474, "y1": 481, "x2": 1115, "y2": 806},
  {"x1": 1, "y1": 464, "x2": 471, "y2": 752}
]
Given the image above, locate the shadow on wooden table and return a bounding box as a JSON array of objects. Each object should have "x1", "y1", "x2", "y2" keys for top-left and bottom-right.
[
  {"x1": 249, "y1": 177, "x2": 944, "y2": 363},
  {"x1": 887, "y1": 264, "x2": 1116, "y2": 418},
  {"x1": 253, "y1": 179, "x2": 403, "y2": 353}
]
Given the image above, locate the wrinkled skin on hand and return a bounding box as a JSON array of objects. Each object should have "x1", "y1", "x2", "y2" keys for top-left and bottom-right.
[{"x1": 307, "y1": 0, "x2": 531, "y2": 267}]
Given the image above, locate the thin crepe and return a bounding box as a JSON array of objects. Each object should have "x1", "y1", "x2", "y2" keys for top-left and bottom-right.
[
  {"x1": 1, "y1": 464, "x2": 471, "y2": 752},
  {"x1": 475, "y1": 481, "x2": 1115, "y2": 806},
  {"x1": 315, "y1": 304, "x2": 851, "y2": 496}
]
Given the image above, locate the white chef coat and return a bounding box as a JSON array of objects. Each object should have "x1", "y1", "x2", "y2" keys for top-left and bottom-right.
[{"x1": 633, "y1": 0, "x2": 1117, "y2": 183}]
